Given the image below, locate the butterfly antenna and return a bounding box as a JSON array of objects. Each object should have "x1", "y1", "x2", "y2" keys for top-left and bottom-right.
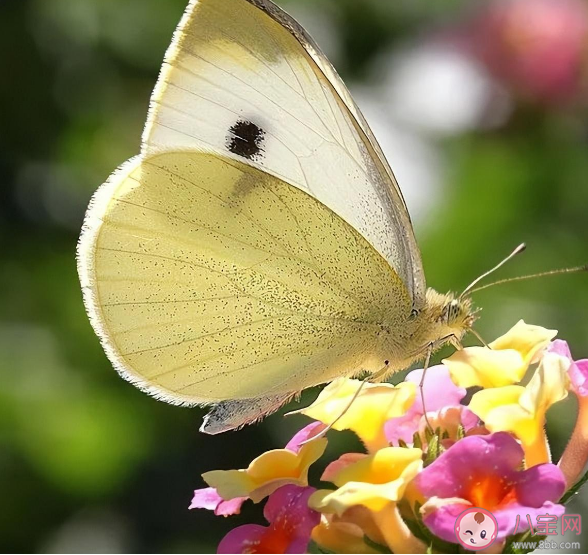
[
  {"x1": 467, "y1": 265, "x2": 588, "y2": 295},
  {"x1": 460, "y1": 243, "x2": 527, "y2": 299}
]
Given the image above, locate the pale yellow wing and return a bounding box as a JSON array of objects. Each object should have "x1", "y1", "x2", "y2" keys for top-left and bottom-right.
[
  {"x1": 78, "y1": 150, "x2": 410, "y2": 408},
  {"x1": 142, "y1": 0, "x2": 426, "y2": 307}
]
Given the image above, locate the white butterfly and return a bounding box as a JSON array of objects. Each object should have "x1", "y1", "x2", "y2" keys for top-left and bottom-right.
[{"x1": 77, "y1": 0, "x2": 475, "y2": 434}]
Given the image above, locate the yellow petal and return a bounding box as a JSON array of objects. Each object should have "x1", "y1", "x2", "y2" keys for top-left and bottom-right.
[
  {"x1": 443, "y1": 347, "x2": 527, "y2": 388},
  {"x1": 312, "y1": 513, "x2": 381, "y2": 555},
  {"x1": 485, "y1": 404, "x2": 538, "y2": 444},
  {"x1": 469, "y1": 356, "x2": 568, "y2": 448},
  {"x1": 444, "y1": 320, "x2": 557, "y2": 388},
  {"x1": 300, "y1": 378, "x2": 416, "y2": 452},
  {"x1": 203, "y1": 438, "x2": 326, "y2": 503},
  {"x1": 371, "y1": 503, "x2": 427, "y2": 554},
  {"x1": 468, "y1": 385, "x2": 538, "y2": 443},
  {"x1": 310, "y1": 448, "x2": 422, "y2": 514},
  {"x1": 519, "y1": 352, "x2": 569, "y2": 417},
  {"x1": 468, "y1": 385, "x2": 525, "y2": 422},
  {"x1": 489, "y1": 320, "x2": 557, "y2": 364}
]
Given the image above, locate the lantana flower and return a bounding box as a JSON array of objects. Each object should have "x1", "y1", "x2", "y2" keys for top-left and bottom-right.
[
  {"x1": 192, "y1": 422, "x2": 326, "y2": 511},
  {"x1": 310, "y1": 447, "x2": 426, "y2": 553},
  {"x1": 189, "y1": 487, "x2": 247, "y2": 517},
  {"x1": 468, "y1": 352, "x2": 568, "y2": 466},
  {"x1": 443, "y1": 320, "x2": 556, "y2": 388},
  {"x1": 218, "y1": 485, "x2": 320, "y2": 554},
  {"x1": 189, "y1": 322, "x2": 588, "y2": 554},
  {"x1": 416, "y1": 433, "x2": 566, "y2": 542},
  {"x1": 299, "y1": 378, "x2": 415, "y2": 452}
]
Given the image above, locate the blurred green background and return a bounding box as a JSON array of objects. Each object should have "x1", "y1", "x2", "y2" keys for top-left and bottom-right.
[{"x1": 1, "y1": 0, "x2": 588, "y2": 552}]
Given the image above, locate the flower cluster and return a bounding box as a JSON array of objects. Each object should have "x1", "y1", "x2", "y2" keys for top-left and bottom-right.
[{"x1": 190, "y1": 321, "x2": 588, "y2": 553}]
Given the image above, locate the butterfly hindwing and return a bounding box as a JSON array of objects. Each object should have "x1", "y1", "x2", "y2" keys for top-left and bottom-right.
[{"x1": 79, "y1": 150, "x2": 410, "y2": 408}]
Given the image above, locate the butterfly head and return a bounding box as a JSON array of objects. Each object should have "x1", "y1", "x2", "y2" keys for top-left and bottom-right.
[{"x1": 421, "y1": 289, "x2": 478, "y2": 346}]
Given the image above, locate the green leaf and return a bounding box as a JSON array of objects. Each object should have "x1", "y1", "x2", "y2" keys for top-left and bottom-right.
[{"x1": 424, "y1": 435, "x2": 441, "y2": 466}]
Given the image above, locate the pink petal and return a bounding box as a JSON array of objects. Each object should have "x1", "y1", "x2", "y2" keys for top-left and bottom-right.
[
  {"x1": 385, "y1": 366, "x2": 467, "y2": 446},
  {"x1": 515, "y1": 464, "x2": 566, "y2": 507},
  {"x1": 321, "y1": 453, "x2": 366, "y2": 483},
  {"x1": 548, "y1": 339, "x2": 572, "y2": 359},
  {"x1": 549, "y1": 340, "x2": 588, "y2": 397},
  {"x1": 493, "y1": 501, "x2": 565, "y2": 539},
  {"x1": 189, "y1": 487, "x2": 224, "y2": 511},
  {"x1": 217, "y1": 524, "x2": 266, "y2": 554},
  {"x1": 189, "y1": 487, "x2": 246, "y2": 516},
  {"x1": 384, "y1": 410, "x2": 422, "y2": 445},
  {"x1": 216, "y1": 487, "x2": 319, "y2": 554},
  {"x1": 424, "y1": 500, "x2": 566, "y2": 542},
  {"x1": 461, "y1": 406, "x2": 480, "y2": 431},
  {"x1": 423, "y1": 502, "x2": 470, "y2": 542},
  {"x1": 264, "y1": 485, "x2": 318, "y2": 529},
  {"x1": 216, "y1": 497, "x2": 247, "y2": 517},
  {"x1": 416, "y1": 433, "x2": 524, "y2": 499},
  {"x1": 285, "y1": 422, "x2": 326, "y2": 453},
  {"x1": 406, "y1": 365, "x2": 466, "y2": 412},
  {"x1": 570, "y1": 359, "x2": 588, "y2": 397}
]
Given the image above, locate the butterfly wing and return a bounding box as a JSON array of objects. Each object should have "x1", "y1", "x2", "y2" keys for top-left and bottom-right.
[
  {"x1": 78, "y1": 0, "x2": 425, "y2": 429},
  {"x1": 142, "y1": 0, "x2": 426, "y2": 305},
  {"x1": 79, "y1": 151, "x2": 408, "y2": 407}
]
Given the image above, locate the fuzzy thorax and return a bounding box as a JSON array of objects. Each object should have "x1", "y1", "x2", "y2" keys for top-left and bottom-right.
[{"x1": 378, "y1": 289, "x2": 477, "y2": 374}]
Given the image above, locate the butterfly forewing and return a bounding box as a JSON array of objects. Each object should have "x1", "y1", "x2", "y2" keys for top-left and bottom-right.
[{"x1": 142, "y1": 0, "x2": 425, "y2": 305}]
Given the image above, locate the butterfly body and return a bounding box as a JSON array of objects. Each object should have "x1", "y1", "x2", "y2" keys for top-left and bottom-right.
[
  {"x1": 375, "y1": 290, "x2": 475, "y2": 379},
  {"x1": 78, "y1": 0, "x2": 476, "y2": 433}
]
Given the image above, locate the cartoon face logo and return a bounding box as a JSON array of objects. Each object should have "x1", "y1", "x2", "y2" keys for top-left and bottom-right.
[{"x1": 455, "y1": 507, "x2": 498, "y2": 550}]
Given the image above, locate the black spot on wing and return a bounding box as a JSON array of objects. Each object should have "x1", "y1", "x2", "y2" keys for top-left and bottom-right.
[{"x1": 227, "y1": 120, "x2": 265, "y2": 160}]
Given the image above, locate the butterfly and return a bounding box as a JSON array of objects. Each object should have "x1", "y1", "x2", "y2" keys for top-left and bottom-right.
[{"x1": 77, "y1": 0, "x2": 476, "y2": 435}]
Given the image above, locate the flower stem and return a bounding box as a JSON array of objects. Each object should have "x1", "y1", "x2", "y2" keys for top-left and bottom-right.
[
  {"x1": 524, "y1": 427, "x2": 551, "y2": 467},
  {"x1": 559, "y1": 396, "x2": 588, "y2": 488},
  {"x1": 371, "y1": 503, "x2": 426, "y2": 554}
]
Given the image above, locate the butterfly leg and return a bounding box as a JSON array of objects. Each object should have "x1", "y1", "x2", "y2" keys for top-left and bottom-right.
[
  {"x1": 419, "y1": 333, "x2": 464, "y2": 432},
  {"x1": 298, "y1": 362, "x2": 391, "y2": 445},
  {"x1": 367, "y1": 360, "x2": 391, "y2": 383},
  {"x1": 297, "y1": 379, "x2": 368, "y2": 446},
  {"x1": 419, "y1": 343, "x2": 434, "y2": 433},
  {"x1": 200, "y1": 393, "x2": 295, "y2": 434},
  {"x1": 469, "y1": 328, "x2": 490, "y2": 348}
]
